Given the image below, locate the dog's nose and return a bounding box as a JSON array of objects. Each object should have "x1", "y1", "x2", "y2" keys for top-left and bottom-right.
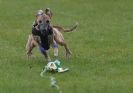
[{"x1": 46, "y1": 20, "x2": 50, "y2": 24}]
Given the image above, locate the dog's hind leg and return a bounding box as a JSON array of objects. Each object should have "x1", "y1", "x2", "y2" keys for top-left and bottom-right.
[
  {"x1": 57, "y1": 41, "x2": 72, "y2": 58},
  {"x1": 63, "y1": 43, "x2": 72, "y2": 58},
  {"x1": 53, "y1": 28, "x2": 72, "y2": 58}
]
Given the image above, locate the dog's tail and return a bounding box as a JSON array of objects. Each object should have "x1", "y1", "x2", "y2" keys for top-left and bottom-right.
[{"x1": 53, "y1": 22, "x2": 78, "y2": 32}]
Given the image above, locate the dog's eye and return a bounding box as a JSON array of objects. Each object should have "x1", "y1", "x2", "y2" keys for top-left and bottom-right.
[
  {"x1": 46, "y1": 20, "x2": 50, "y2": 24},
  {"x1": 39, "y1": 20, "x2": 42, "y2": 23}
]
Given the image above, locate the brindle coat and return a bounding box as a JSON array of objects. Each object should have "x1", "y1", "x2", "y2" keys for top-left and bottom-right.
[{"x1": 26, "y1": 14, "x2": 78, "y2": 61}]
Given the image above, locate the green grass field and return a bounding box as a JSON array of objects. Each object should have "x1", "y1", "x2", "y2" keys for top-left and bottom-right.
[{"x1": 0, "y1": 0, "x2": 133, "y2": 93}]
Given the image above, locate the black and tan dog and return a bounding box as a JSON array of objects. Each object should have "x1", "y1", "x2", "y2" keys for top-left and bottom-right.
[{"x1": 26, "y1": 14, "x2": 78, "y2": 61}]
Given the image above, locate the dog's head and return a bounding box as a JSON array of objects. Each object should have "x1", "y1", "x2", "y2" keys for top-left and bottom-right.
[{"x1": 37, "y1": 14, "x2": 51, "y2": 36}]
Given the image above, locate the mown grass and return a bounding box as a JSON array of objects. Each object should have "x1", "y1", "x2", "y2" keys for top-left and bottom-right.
[{"x1": 0, "y1": 0, "x2": 133, "y2": 93}]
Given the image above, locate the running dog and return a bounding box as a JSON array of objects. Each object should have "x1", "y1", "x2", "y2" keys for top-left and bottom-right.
[{"x1": 26, "y1": 14, "x2": 78, "y2": 61}]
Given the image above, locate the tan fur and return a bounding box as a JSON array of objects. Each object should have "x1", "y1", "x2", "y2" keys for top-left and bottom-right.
[
  {"x1": 26, "y1": 11, "x2": 78, "y2": 59},
  {"x1": 26, "y1": 35, "x2": 40, "y2": 56},
  {"x1": 53, "y1": 22, "x2": 78, "y2": 32},
  {"x1": 26, "y1": 23, "x2": 78, "y2": 58}
]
